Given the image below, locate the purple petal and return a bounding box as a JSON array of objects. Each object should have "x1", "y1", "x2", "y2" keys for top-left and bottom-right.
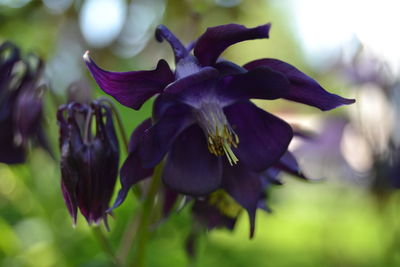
[
  {"x1": 155, "y1": 25, "x2": 189, "y2": 63},
  {"x1": 109, "y1": 119, "x2": 153, "y2": 211},
  {"x1": 61, "y1": 181, "x2": 78, "y2": 225},
  {"x1": 84, "y1": 52, "x2": 174, "y2": 110},
  {"x1": 222, "y1": 66, "x2": 290, "y2": 101},
  {"x1": 225, "y1": 102, "x2": 293, "y2": 172},
  {"x1": 222, "y1": 162, "x2": 263, "y2": 238},
  {"x1": 244, "y1": 59, "x2": 355, "y2": 111},
  {"x1": 162, "y1": 125, "x2": 223, "y2": 196},
  {"x1": 214, "y1": 60, "x2": 246, "y2": 76},
  {"x1": 275, "y1": 151, "x2": 308, "y2": 180},
  {"x1": 128, "y1": 118, "x2": 152, "y2": 152},
  {"x1": 192, "y1": 199, "x2": 237, "y2": 230},
  {"x1": 194, "y1": 23, "x2": 271, "y2": 66},
  {"x1": 261, "y1": 169, "x2": 283, "y2": 185},
  {"x1": 162, "y1": 187, "x2": 179, "y2": 217},
  {"x1": 138, "y1": 102, "x2": 194, "y2": 168},
  {"x1": 164, "y1": 66, "x2": 219, "y2": 95},
  {"x1": 111, "y1": 151, "x2": 153, "y2": 210}
]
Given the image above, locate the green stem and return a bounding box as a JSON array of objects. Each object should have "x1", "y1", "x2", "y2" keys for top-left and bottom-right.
[
  {"x1": 129, "y1": 163, "x2": 163, "y2": 267},
  {"x1": 116, "y1": 212, "x2": 140, "y2": 265},
  {"x1": 92, "y1": 226, "x2": 122, "y2": 266}
]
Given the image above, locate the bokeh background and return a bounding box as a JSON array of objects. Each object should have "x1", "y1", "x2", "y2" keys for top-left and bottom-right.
[{"x1": 1, "y1": 0, "x2": 400, "y2": 266}]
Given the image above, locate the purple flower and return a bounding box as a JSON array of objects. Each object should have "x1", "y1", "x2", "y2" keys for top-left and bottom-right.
[
  {"x1": 190, "y1": 150, "x2": 307, "y2": 236},
  {"x1": 0, "y1": 42, "x2": 48, "y2": 164},
  {"x1": 84, "y1": 23, "x2": 354, "y2": 235},
  {"x1": 57, "y1": 100, "x2": 119, "y2": 227}
]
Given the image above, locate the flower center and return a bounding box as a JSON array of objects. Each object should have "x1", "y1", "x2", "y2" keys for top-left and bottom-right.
[{"x1": 195, "y1": 102, "x2": 239, "y2": 165}]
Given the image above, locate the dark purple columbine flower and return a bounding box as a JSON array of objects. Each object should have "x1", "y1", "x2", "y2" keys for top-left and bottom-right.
[
  {"x1": 84, "y1": 23, "x2": 354, "y2": 235},
  {"x1": 57, "y1": 100, "x2": 119, "y2": 227},
  {"x1": 0, "y1": 42, "x2": 49, "y2": 164}
]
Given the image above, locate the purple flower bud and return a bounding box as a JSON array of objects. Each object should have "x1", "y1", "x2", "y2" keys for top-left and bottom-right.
[
  {"x1": 0, "y1": 42, "x2": 48, "y2": 164},
  {"x1": 57, "y1": 100, "x2": 119, "y2": 227}
]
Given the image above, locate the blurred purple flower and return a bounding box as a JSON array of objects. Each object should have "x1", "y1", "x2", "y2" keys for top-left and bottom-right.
[
  {"x1": 293, "y1": 117, "x2": 360, "y2": 182},
  {"x1": 57, "y1": 100, "x2": 119, "y2": 227},
  {"x1": 84, "y1": 23, "x2": 354, "y2": 236},
  {"x1": 0, "y1": 42, "x2": 49, "y2": 164}
]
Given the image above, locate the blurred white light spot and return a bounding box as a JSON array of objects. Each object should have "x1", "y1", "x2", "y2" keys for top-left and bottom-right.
[
  {"x1": 43, "y1": 0, "x2": 72, "y2": 14},
  {"x1": 391, "y1": 84, "x2": 400, "y2": 147},
  {"x1": 349, "y1": 84, "x2": 394, "y2": 153},
  {"x1": 114, "y1": 0, "x2": 165, "y2": 57},
  {"x1": 286, "y1": 0, "x2": 400, "y2": 74},
  {"x1": 80, "y1": 0, "x2": 126, "y2": 48},
  {"x1": 0, "y1": 0, "x2": 31, "y2": 8},
  {"x1": 352, "y1": 0, "x2": 400, "y2": 76},
  {"x1": 215, "y1": 0, "x2": 241, "y2": 7},
  {"x1": 288, "y1": 0, "x2": 357, "y2": 70},
  {"x1": 341, "y1": 124, "x2": 373, "y2": 173}
]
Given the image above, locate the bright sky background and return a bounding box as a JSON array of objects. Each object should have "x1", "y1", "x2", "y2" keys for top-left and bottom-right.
[{"x1": 286, "y1": 0, "x2": 400, "y2": 74}]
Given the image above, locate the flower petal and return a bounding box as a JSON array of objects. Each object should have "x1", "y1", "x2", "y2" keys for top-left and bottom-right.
[
  {"x1": 225, "y1": 101, "x2": 293, "y2": 172},
  {"x1": 164, "y1": 66, "x2": 219, "y2": 95},
  {"x1": 192, "y1": 199, "x2": 237, "y2": 230},
  {"x1": 109, "y1": 119, "x2": 153, "y2": 211},
  {"x1": 222, "y1": 66, "x2": 290, "y2": 101},
  {"x1": 155, "y1": 25, "x2": 189, "y2": 63},
  {"x1": 162, "y1": 187, "x2": 179, "y2": 217},
  {"x1": 214, "y1": 60, "x2": 246, "y2": 76},
  {"x1": 194, "y1": 23, "x2": 271, "y2": 66},
  {"x1": 244, "y1": 59, "x2": 355, "y2": 110},
  {"x1": 138, "y1": 102, "x2": 194, "y2": 168},
  {"x1": 84, "y1": 52, "x2": 174, "y2": 110},
  {"x1": 275, "y1": 151, "x2": 308, "y2": 180},
  {"x1": 61, "y1": 181, "x2": 78, "y2": 224},
  {"x1": 222, "y1": 162, "x2": 263, "y2": 238},
  {"x1": 162, "y1": 125, "x2": 223, "y2": 196}
]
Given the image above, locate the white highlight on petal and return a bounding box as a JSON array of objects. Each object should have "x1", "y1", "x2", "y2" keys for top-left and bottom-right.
[{"x1": 83, "y1": 50, "x2": 90, "y2": 62}]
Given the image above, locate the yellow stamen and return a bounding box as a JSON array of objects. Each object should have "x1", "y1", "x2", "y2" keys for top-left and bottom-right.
[{"x1": 207, "y1": 125, "x2": 239, "y2": 165}]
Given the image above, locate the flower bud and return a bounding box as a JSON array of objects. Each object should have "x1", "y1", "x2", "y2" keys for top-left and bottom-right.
[{"x1": 57, "y1": 100, "x2": 119, "y2": 227}]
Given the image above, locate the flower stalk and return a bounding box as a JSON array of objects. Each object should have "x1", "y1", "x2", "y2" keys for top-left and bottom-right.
[
  {"x1": 92, "y1": 226, "x2": 122, "y2": 266},
  {"x1": 129, "y1": 163, "x2": 163, "y2": 267}
]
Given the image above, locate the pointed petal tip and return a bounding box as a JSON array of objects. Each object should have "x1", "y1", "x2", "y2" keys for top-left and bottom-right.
[
  {"x1": 83, "y1": 50, "x2": 90, "y2": 62},
  {"x1": 249, "y1": 213, "x2": 256, "y2": 239},
  {"x1": 155, "y1": 25, "x2": 166, "y2": 42},
  {"x1": 259, "y1": 23, "x2": 272, "y2": 38},
  {"x1": 321, "y1": 96, "x2": 356, "y2": 111},
  {"x1": 106, "y1": 198, "x2": 123, "y2": 213},
  {"x1": 343, "y1": 98, "x2": 356, "y2": 105},
  {"x1": 194, "y1": 23, "x2": 273, "y2": 65}
]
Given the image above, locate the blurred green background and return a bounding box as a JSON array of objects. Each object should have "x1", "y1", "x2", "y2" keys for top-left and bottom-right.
[{"x1": 1, "y1": 0, "x2": 400, "y2": 266}]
